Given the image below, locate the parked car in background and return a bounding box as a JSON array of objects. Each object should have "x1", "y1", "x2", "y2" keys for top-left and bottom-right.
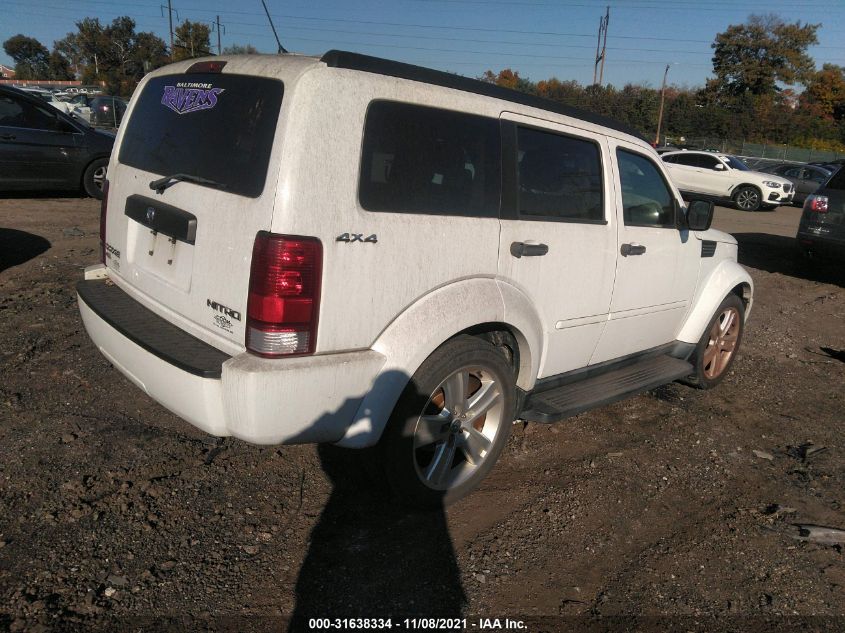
[
  {"x1": 20, "y1": 88, "x2": 73, "y2": 114},
  {"x1": 66, "y1": 93, "x2": 99, "y2": 122},
  {"x1": 758, "y1": 163, "x2": 832, "y2": 206},
  {"x1": 797, "y1": 167, "x2": 845, "y2": 261},
  {"x1": 0, "y1": 85, "x2": 114, "y2": 199},
  {"x1": 89, "y1": 95, "x2": 128, "y2": 128},
  {"x1": 661, "y1": 150, "x2": 794, "y2": 211}
]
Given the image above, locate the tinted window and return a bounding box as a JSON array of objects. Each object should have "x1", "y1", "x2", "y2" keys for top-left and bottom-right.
[
  {"x1": 0, "y1": 94, "x2": 60, "y2": 131},
  {"x1": 359, "y1": 101, "x2": 500, "y2": 217},
  {"x1": 826, "y1": 167, "x2": 845, "y2": 190},
  {"x1": 672, "y1": 153, "x2": 699, "y2": 167},
  {"x1": 784, "y1": 166, "x2": 803, "y2": 178},
  {"x1": 698, "y1": 154, "x2": 719, "y2": 169},
  {"x1": 517, "y1": 127, "x2": 603, "y2": 221},
  {"x1": 617, "y1": 149, "x2": 676, "y2": 227},
  {"x1": 119, "y1": 74, "x2": 284, "y2": 198},
  {"x1": 807, "y1": 167, "x2": 829, "y2": 184},
  {"x1": 661, "y1": 154, "x2": 676, "y2": 163}
]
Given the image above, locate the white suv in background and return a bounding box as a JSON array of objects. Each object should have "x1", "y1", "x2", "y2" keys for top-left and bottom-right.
[
  {"x1": 661, "y1": 150, "x2": 794, "y2": 211},
  {"x1": 77, "y1": 52, "x2": 753, "y2": 507}
]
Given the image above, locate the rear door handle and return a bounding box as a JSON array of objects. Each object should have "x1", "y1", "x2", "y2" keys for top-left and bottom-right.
[
  {"x1": 511, "y1": 242, "x2": 549, "y2": 258},
  {"x1": 621, "y1": 243, "x2": 646, "y2": 256},
  {"x1": 0, "y1": 134, "x2": 15, "y2": 141}
]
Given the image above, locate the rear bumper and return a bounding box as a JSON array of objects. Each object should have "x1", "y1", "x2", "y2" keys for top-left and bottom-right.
[
  {"x1": 77, "y1": 275, "x2": 387, "y2": 445},
  {"x1": 796, "y1": 230, "x2": 845, "y2": 260}
]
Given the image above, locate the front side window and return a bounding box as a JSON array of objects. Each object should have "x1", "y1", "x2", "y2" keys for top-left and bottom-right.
[
  {"x1": 359, "y1": 101, "x2": 500, "y2": 217},
  {"x1": 697, "y1": 154, "x2": 720, "y2": 170},
  {"x1": 617, "y1": 149, "x2": 676, "y2": 228},
  {"x1": 0, "y1": 94, "x2": 60, "y2": 131},
  {"x1": 517, "y1": 127, "x2": 603, "y2": 222}
]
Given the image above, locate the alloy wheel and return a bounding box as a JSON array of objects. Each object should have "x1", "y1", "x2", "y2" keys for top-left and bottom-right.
[
  {"x1": 412, "y1": 366, "x2": 505, "y2": 491},
  {"x1": 703, "y1": 306, "x2": 740, "y2": 379}
]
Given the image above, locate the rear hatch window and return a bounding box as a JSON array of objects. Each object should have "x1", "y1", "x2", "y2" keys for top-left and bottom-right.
[{"x1": 119, "y1": 73, "x2": 284, "y2": 198}]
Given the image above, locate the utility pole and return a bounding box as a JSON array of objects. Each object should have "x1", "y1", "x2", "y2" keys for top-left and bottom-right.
[
  {"x1": 593, "y1": 6, "x2": 609, "y2": 85},
  {"x1": 167, "y1": 0, "x2": 174, "y2": 57},
  {"x1": 216, "y1": 15, "x2": 222, "y2": 55},
  {"x1": 655, "y1": 64, "x2": 670, "y2": 146},
  {"x1": 161, "y1": 3, "x2": 179, "y2": 58},
  {"x1": 261, "y1": 0, "x2": 288, "y2": 54}
]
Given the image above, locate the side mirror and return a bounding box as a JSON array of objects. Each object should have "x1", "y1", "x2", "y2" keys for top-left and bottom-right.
[
  {"x1": 714, "y1": 163, "x2": 726, "y2": 171},
  {"x1": 687, "y1": 199, "x2": 714, "y2": 231}
]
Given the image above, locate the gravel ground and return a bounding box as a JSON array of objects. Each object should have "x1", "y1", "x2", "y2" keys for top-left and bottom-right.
[{"x1": 1, "y1": 197, "x2": 844, "y2": 632}]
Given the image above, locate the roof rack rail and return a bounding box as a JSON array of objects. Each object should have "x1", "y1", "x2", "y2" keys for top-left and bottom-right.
[{"x1": 320, "y1": 50, "x2": 644, "y2": 141}]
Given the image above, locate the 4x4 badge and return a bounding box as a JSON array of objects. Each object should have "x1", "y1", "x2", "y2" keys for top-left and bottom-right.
[{"x1": 336, "y1": 233, "x2": 378, "y2": 243}]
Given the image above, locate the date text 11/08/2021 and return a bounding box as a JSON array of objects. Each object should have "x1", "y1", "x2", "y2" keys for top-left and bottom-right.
[{"x1": 307, "y1": 618, "x2": 528, "y2": 630}]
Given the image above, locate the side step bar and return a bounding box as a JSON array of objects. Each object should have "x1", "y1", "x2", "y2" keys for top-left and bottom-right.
[{"x1": 519, "y1": 355, "x2": 694, "y2": 423}]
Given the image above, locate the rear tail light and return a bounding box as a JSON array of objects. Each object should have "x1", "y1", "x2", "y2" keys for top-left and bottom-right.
[
  {"x1": 99, "y1": 179, "x2": 110, "y2": 264},
  {"x1": 805, "y1": 194, "x2": 828, "y2": 213},
  {"x1": 246, "y1": 232, "x2": 322, "y2": 357}
]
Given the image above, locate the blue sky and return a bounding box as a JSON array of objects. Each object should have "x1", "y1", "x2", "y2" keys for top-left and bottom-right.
[{"x1": 3, "y1": 0, "x2": 845, "y2": 89}]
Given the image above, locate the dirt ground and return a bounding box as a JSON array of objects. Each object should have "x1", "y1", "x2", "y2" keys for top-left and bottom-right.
[{"x1": 1, "y1": 196, "x2": 843, "y2": 633}]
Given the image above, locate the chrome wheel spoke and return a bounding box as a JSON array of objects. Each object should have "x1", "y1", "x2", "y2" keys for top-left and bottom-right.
[
  {"x1": 425, "y1": 441, "x2": 457, "y2": 486},
  {"x1": 720, "y1": 310, "x2": 735, "y2": 335},
  {"x1": 415, "y1": 413, "x2": 451, "y2": 447},
  {"x1": 459, "y1": 427, "x2": 491, "y2": 465},
  {"x1": 442, "y1": 371, "x2": 469, "y2": 415},
  {"x1": 465, "y1": 381, "x2": 500, "y2": 426}
]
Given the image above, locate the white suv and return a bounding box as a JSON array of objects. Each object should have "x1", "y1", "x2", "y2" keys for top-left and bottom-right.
[
  {"x1": 661, "y1": 150, "x2": 794, "y2": 211},
  {"x1": 77, "y1": 52, "x2": 753, "y2": 506}
]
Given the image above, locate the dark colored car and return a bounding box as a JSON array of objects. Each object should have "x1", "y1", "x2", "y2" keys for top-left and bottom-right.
[
  {"x1": 759, "y1": 163, "x2": 832, "y2": 205},
  {"x1": 89, "y1": 96, "x2": 128, "y2": 128},
  {"x1": 797, "y1": 168, "x2": 845, "y2": 261},
  {"x1": 0, "y1": 85, "x2": 114, "y2": 199}
]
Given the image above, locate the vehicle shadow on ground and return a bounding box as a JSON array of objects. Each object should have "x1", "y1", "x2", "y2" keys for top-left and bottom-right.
[
  {"x1": 733, "y1": 232, "x2": 844, "y2": 288},
  {"x1": 0, "y1": 228, "x2": 51, "y2": 273},
  {"x1": 288, "y1": 373, "x2": 466, "y2": 630},
  {"x1": 0, "y1": 190, "x2": 86, "y2": 199}
]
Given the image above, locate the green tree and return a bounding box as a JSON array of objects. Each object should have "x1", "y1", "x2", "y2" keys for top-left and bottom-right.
[
  {"x1": 3, "y1": 34, "x2": 50, "y2": 79},
  {"x1": 801, "y1": 64, "x2": 845, "y2": 120},
  {"x1": 47, "y1": 50, "x2": 73, "y2": 80},
  {"x1": 222, "y1": 43, "x2": 259, "y2": 55},
  {"x1": 711, "y1": 14, "x2": 819, "y2": 97},
  {"x1": 173, "y1": 20, "x2": 212, "y2": 60}
]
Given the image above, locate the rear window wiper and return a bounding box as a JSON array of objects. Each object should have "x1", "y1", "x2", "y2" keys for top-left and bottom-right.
[{"x1": 149, "y1": 173, "x2": 228, "y2": 194}]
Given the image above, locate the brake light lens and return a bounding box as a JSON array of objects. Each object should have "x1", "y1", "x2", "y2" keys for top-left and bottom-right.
[
  {"x1": 805, "y1": 194, "x2": 829, "y2": 213},
  {"x1": 99, "y1": 179, "x2": 110, "y2": 264},
  {"x1": 246, "y1": 232, "x2": 322, "y2": 357}
]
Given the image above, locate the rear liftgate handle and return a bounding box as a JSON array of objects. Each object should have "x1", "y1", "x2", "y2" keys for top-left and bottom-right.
[
  {"x1": 511, "y1": 242, "x2": 549, "y2": 258},
  {"x1": 620, "y1": 243, "x2": 647, "y2": 256}
]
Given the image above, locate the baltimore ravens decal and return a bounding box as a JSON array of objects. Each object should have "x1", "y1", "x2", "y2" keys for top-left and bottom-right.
[{"x1": 161, "y1": 82, "x2": 225, "y2": 114}]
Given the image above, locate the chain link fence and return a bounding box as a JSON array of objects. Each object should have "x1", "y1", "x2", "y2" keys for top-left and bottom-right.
[{"x1": 663, "y1": 136, "x2": 845, "y2": 164}]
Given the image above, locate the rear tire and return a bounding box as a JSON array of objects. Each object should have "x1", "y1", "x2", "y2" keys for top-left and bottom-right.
[
  {"x1": 378, "y1": 335, "x2": 515, "y2": 509},
  {"x1": 83, "y1": 158, "x2": 108, "y2": 200},
  {"x1": 684, "y1": 294, "x2": 745, "y2": 390},
  {"x1": 733, "y1": 186, "x2": 762, "y2": 211}
]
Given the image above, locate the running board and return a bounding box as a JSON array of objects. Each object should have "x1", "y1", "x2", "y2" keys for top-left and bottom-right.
[{"x1": 520, "y1": 355, "x2": 694, "y2": 423}]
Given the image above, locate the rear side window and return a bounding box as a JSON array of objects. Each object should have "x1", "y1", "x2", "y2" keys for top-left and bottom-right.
[
  {"x1": 119, "y1": 74, "x2": 284, "y2": 198},
  {"x1": 825, "y1": 167, "x2": 845, "y2": 190},
  {"x1": 672, "y1": 153, "x2": 700, "y2": 167},
  {"x1": 359, "y1": 101, "x2": 500, "y2": 217},
  {"x1": 517, "y1": 127, "x2": 604, "y2": 222}
]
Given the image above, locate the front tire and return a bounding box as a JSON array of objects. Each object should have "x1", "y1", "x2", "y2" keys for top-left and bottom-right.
[
  {"x1": 733, "y1": 186, "x2": 762, "y2": 211},
  {"x1": 378, "y1": 335, "x2": 515, "y2": 508},
  {"x1": 82, "y1": 158, "x2": 108, "y2": 200},
  {"x1": 685, "y1": 294, "x2": 745, "y2": 389}
]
